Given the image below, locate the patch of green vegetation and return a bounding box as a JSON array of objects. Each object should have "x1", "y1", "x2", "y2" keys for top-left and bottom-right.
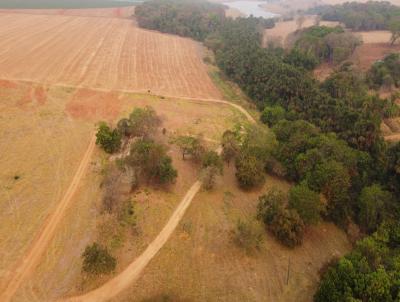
[{"x1": 209, "y1": 70, "x2": 240, "y2": 102}]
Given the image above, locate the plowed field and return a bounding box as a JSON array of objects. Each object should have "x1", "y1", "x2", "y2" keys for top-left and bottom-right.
[{"x1": 0, "y1": 13, "x2": 221, "y2": 99}]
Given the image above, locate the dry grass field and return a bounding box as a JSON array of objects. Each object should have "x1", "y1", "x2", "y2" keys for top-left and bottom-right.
[
  {"x1": 0, "y1": 80, "x2": 246, "y2": 302},
  {"x1": 0, "y1": 6, "x2": 135, "y2": 18},
  {"x1": 0, "y1": 6, "x2": 354, "y2": 302},
  {"x1": 0, "y1": 13, "x2": 221, "y2": 99},
  {"x1": 112, "y1": 166, "x2": 351, "y2": 302}
]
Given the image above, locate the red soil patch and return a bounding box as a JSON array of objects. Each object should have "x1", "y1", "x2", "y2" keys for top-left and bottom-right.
[
  {"x1": 34, "y1": 86, "x2": 47, "y2": 105},
  {"x1": 0, "y1": 79, "x2": 17, "y2": 89},
  {"x1": 65, "y1": 89, "x2": 121, "y2": 120},
  {"x1": 17, "y1": 87, "x2": 33, "y2": 107}
]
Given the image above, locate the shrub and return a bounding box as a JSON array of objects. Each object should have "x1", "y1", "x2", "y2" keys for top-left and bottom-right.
[
  {"x1": 200, "y1": 166, "x2": 219, "y2": 190},
  {"x1": 96, "y1": 122, "x2": 121, "y2": 154},
  {"x1": 232, "y1": 219, "x2": 263, "y2": 252},
  {"x1": 258, "y1": 189, "x2": 305, "y2": 247},
  {"x1": 82, "y1": 243, "x2": 116, "y2": 275},
  {"x1": 235, "y1": 154, "x2": 265, "y2": 190},
  {"x1": 201, "y1": 150, "x2": 223, "y2": 174}
]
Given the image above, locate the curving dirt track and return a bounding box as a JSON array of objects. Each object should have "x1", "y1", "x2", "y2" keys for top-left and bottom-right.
[
  {"x1": 0, "y1": 13, "x2": 221, "y2": 99},
  {"x1": 0, "y1": 135, "x2": 96, "y2": 302}
]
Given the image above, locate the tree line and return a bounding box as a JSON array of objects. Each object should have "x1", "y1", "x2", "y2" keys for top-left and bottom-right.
[
  {"x1": 134, "y1": 1, "x2": 400, "y2": 299},
  {"x1": 310, "y1": 1, "x2": 400, "y2": 45}
]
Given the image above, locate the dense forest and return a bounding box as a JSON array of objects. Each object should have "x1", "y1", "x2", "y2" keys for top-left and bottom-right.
[
  {"x1": 311, "y1": 1, "x2": 400, "y2": 32},
  {"x1": 135, "y1": 1, "x2": 400, "y2": 300},
  {"x1": 135, "y1": 0, "x2": 226, "y2": 41},
  {"x1": 290, "y1": 25, "x2": 361, "y2": 64}
]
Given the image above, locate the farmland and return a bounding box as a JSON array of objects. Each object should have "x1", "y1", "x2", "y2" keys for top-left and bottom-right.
[{"x1": 0, "y1": 13, "x2": 221, "y2": 99}]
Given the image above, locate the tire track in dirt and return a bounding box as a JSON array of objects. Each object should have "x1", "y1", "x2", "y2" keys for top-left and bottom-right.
[{"x1": 0, "y1": 135, "x2": 96, "y2": 302}]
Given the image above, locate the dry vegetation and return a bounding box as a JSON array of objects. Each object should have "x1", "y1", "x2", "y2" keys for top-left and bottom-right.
[
  {"x1": 0, "y1": 80, "x2": 247, "y2": 301},
  {"x1": 112, "y1": 165, "x2": 351, "y2": 302},
  {"x1": 0, "y1": 13, "x2": 221, "y2": 99}
]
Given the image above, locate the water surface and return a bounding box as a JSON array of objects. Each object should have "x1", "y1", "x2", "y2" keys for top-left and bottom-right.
[{"x1": 223, "y1": 1, "x2": 278, "y2": 18}]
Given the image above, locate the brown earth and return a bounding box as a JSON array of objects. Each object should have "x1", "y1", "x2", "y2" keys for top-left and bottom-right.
[{"x1": 0, "y1": 13, "x2": 221, "y2": 99}]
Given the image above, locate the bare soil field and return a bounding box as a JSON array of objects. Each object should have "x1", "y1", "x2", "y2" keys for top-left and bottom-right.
[
  {"x1": 112, "y1": 165, "x2": 351, "y2": 302},
  {"x1": 0, "y1": 13, "x2": 221, "y2": 99},
  {"x1": 263, "y1": 16, "x2": 339, "y2": 47},
  {"x1": 0, "y1": 6, "x2": 135, "y2": 18}
]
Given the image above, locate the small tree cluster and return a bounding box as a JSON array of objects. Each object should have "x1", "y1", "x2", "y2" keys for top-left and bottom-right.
[
  {"x1": 119, "y1": 106, "x2": 161, "y2": 138},
  {"x1": 200, "y1": 150, "x2": 223, "y2": 190},
  {"x1": 96, "y1": 122, "x2": 122, "y2": 154},
  {"x1": 257, "y1": 189, "x2": 305, "y2": 248},
  {"x1": 126, "y1": 138, "x2": 177, "y2": 185},
  {"x1": 174, "y1": 134, "x2": 205, "y2": 161},
  {"x1": 82, "y1": 243, "x2": 116, "y2": 275}
]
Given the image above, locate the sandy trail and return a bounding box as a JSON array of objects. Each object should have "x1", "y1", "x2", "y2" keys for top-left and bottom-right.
[{"x1": 0, "y1": 135, "x2": 96, "y2": 302}]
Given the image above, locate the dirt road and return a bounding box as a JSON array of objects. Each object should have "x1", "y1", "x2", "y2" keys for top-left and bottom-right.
[{"x1": 0, "y1": 135, "x2": 96, "y2": 302}]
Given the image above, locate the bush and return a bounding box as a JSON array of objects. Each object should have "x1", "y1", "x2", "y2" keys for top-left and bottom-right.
[
  {"x1": 258, "y1": 189, "x2": 305, "y2": 248},
  {"x1": 232, "y1": 219, "x2": 263, "y2": 252},
  {"x1": 201, "y1": 150, "x2": 223, "y2": 174},
  {"x1": 235, "y1": 154, "x2": 265, "y2": 190},
  {"x1": 96, "y1": 122, "x2": 121, "y2": 154},
  {"x1": 288, "y1": 183, "x2": 322, "y2": 225},
  {"x1": 82, "y1": 243, "x2": 116, "y2": 275},
  {"x1": 200, "y1": 166, "x2": 219, "y2": 190}
]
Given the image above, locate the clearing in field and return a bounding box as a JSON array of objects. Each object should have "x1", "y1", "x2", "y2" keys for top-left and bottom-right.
[{"x1": 0, "y1": 13, "x2": 221, "y2": 99}]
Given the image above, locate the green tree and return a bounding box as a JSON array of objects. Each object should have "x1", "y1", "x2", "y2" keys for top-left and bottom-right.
[
  {"x1": 235, "y1": 154, "x2": 265, "y2": 190},
  {"x1": 221, "y1": 130, "x2": 240, "y2": 164},
  {"x1": 128, "y1": 106, "x2": 161, "y2": 138},
  {"x1": 358, "y1": 184, "x2": 393, "y2": 233},
  {"x1": 260, "y1": 105, "x2": 286, "y2": 127},
  {"x1": 174, "y1": 135, "x2": 204, "y2": 160},
  {"x1": 126, "y1": 138, "x2": 177, "y2": 185},
  {"x1": 389, "y1": 18, "x2": 400, "y2": 45},
  {"x1": 289, "y1": 183, "x2": 322, "y2": 225},
  {"x1": 258, "y1": 189, "x2": 305, "y2": 248},
  {"x1": 82, "y1": 243, "x2": 116, "y2": 275},
  {"x1": 201, "y1": 150, "x2": 223, "y2": 174},
  {"x1": 96, "y1": 122, "x2": 121, "y2": 154}
]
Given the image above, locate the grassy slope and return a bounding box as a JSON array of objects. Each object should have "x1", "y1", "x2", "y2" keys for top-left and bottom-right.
[{"x1": 0, "y1": 0, "x2": 138, "y2": 9}]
